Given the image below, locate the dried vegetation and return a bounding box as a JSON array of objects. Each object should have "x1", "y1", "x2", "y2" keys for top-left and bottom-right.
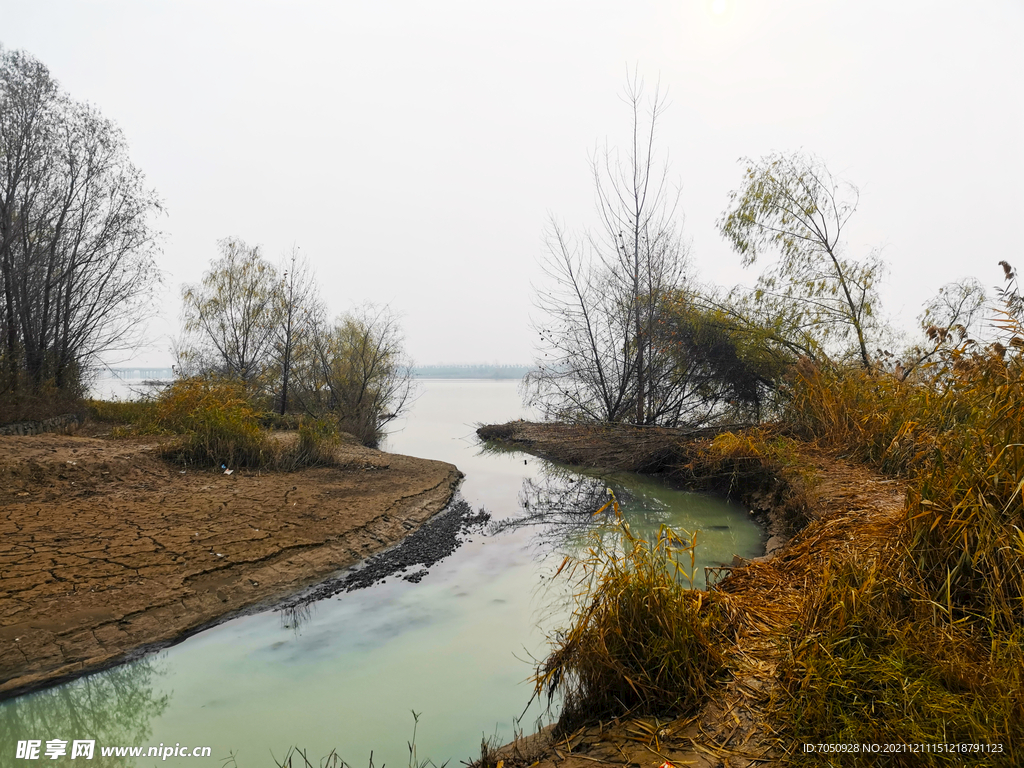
[
  {"x1": 86, "y1": 375, "x2": 351, "y2": 471},
  {"x1": 534, "y1": 491, "x2": 731, "y2": 730},
  {"x1": 482, "y1": 270, "x2": 1024, "y2": 765}
]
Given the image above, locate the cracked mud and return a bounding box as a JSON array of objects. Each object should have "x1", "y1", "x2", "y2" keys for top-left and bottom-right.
[{"x1": 0, "y1": 434, "x2": 461, "y2": 699}]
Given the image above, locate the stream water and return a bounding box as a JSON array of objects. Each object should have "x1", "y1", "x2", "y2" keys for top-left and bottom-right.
[{"x1": 0, "y1": 380, "x2": 764, "y2": 767}]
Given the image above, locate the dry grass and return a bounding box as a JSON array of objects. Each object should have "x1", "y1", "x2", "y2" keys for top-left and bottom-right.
[
  {"x1": 684, "y1": 426, "x2": 818, "y2": 534},
  {"x1": 295, "y1": 416, "x2": 344, "y2": 467},
  {"x1": 85, "y1": 397, "x2": 158, "y2": 426},
  {"x1": 789, "y1": 346, "x2": 1024, "y2": 629},
  {"x1": 535, "y1": 490, "x2": 731, "y2": 731},
  {"x1": 765, "y1": 292, "x2": 1024, "y2": 763},
  {"x1": 773, "y1": 555, "x2": 1024, "y2": 766},
  {"x1": 89, "y1": 375, "x2": 348, "y2": 471}
]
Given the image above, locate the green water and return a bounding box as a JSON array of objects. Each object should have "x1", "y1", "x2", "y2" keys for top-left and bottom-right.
[{"x1": 0, "y1": 381, "x2": 763, "y2": 767}]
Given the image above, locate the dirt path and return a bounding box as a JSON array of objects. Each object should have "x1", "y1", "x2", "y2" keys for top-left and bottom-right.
[{"x1": 0, "y1": 434, "x2": 461, "y2": 699}]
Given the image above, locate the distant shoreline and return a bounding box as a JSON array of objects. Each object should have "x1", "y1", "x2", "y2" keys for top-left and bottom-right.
[
  {"x1": 412, "y1": 365, "x2": 529, "y2": 380},
  {"x1": 98, "y1": 365, "x2": 531, "y2": 381}
]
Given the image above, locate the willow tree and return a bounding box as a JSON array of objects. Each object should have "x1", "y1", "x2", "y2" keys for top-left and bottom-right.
[
  {"x1": 297, "y1": 305, "x2": 413, "y2": 446},
  {"x1": 718, "y1": 152, "x2": 882, "y2": 369},
  {"x1": 179, "y1": 238, "x2": 280, "y2": 385},
  {"x1": 527, "y1": 76, "x2": 691, "y2": 426}
]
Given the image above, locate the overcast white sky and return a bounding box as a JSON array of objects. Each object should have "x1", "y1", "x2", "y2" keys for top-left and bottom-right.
[{"x1": 3, "y1": 0, "x2": 1022, "y2": 366}]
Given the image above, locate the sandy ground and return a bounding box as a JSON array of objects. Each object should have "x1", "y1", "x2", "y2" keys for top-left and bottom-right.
[{"x1": 0, "y1": 433, "x2": 461, "y2": 699}]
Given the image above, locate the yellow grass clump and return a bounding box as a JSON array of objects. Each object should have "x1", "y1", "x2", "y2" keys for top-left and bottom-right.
[
  {"x1": 153, "y1": 376, "x2": 275, "y2": 467},
  {"x1": 535, "y1": 490, "x2": 731, "y2": 730},
  {"x1": 89, "y1": 375, "x2": 344, "y2": 471}
]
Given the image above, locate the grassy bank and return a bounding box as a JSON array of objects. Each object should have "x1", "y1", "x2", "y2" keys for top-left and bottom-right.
[{"x1": 480, "y1": 371, "x2": 1024, "y2": 766}]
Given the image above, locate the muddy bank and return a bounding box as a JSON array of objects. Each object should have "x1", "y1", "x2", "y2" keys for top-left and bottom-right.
[
  {"x1": 0, "y1": 433, "x2": 461, "y2": 699},
  {"x1": 281, "y1": 495, "x2": 490, "y2": 603}
]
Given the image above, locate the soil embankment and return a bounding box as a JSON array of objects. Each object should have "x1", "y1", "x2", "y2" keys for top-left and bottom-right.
[
  {"x1": 477, "y1": 420, "x2": 907, "y2": 768},
  {"x1": 0, "y1": 433, "x2": 461, "y2": 698}
]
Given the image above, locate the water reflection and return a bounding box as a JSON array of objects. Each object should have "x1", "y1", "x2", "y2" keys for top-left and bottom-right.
[
  {"x1": 0, "y1": 656, "x2": 170, "y2": 767},
  {"x1": 496, "y1": 464, "x2": 688, "y2": 540},
  {"x1": 500, "y1": 466, "x2": 615, "y2": 532},
  {"x1": 280, "y1": 602, "x2": 316, "y2": 633},
  {"x1": 495, "y1": 462, "x2": 761, "y2": 589}
]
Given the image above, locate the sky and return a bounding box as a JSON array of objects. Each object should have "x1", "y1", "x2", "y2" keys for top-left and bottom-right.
[{"x1": 2, "y1": 0, "x2": 1022, "y2": 367}]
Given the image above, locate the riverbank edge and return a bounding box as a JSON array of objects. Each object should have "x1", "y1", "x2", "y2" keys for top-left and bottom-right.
[
  {"x1": 0, "y1": 437, "x2": 463, "y2": 700},
  {"x1": 473, "y1": 420, "x2": 907, "y2": 767},
  {"x1": 478, "y1": 420, "x2": 815, "y2": 557}
]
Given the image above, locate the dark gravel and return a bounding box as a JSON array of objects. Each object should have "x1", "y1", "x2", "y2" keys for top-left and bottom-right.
[{"x1": 281, "y1": 495, "x2": 490, "y2": 607}]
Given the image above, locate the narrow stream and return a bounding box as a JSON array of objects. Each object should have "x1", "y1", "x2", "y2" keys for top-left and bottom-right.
[{"x1": 0, "y1": 380, "x2": 764, "y2": 767}]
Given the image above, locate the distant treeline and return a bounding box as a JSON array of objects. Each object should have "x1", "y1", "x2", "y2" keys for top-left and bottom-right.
[{"x1": 412, "y1": 364, "x2": 529, "y2": 380}]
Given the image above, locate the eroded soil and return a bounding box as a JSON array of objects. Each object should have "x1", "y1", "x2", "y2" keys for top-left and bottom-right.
[{"x1": 0, "y1": 433, "x2": 461, "y2": 698}]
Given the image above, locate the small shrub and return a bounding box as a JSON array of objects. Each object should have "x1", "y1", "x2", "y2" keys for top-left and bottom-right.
[
  {"x1": 536, "y1": 491, "x2": 729, "y2": 729},
  {"x1": 296, "y1": 416, "x2": 341, "y2": 467},
  {"x1": 154, "y1": 376, "x2": 278, "y2": 468}
]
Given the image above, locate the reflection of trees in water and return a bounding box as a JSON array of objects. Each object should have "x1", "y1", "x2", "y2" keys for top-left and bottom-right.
[
  {"x1": 506, "y1": 469, "x2": 612, "y2": 532},
  {"x1": 494, "y1": 464, "x2": 675, "y2": 550},
  {"x1": 0, "y1": 656, "x2": 170, "y2": 767},
  {"x1": 279, "y1": 601, "x2": 316, "y2": 633},
  {"x1": 495, "y1": 464, "x2": 704, "y2": 599}
]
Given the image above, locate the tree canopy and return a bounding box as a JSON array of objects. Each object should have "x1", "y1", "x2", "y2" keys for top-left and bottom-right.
[
  {"x1": 718, "y1": 151, "x2": 882, "y2": 369},
  {"x1": 178, "y1": 241, "x2": 411, "y2": 446},
  {"x1": 0, "y1": 45, "x2": 161, "y2": 403}
]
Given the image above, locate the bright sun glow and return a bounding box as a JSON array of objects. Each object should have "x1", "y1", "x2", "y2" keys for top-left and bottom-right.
[{"x1": 711, "y1": 0, "x2": 728, "y2": 15}]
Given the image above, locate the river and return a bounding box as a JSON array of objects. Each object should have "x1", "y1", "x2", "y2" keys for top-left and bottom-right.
[{"x1": 0, "y1": 380, "x2": 764, "y2": 766}]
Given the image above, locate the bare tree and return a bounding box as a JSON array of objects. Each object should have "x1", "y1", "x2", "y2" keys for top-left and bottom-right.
[
  {"x1": 527, "y1": 75, "x2": 691, "y2": 426},
  {"x1": 0, "y1": 45, "x2": 161, "y2": 399},
  {"x1": 272, "y1": 247, "x2": 320, "y2": 415}
]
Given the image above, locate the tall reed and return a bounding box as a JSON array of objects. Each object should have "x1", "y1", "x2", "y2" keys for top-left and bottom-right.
[
  {"x1": 775, "y1": 555, "x2": 1023, "y2": 766},
  {"x1": 788, "y1": 340, "x2": 1024, "y2": 629},
  {"x1": 774, "y1": 277, "x2": 1024, "y2": 762}
]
